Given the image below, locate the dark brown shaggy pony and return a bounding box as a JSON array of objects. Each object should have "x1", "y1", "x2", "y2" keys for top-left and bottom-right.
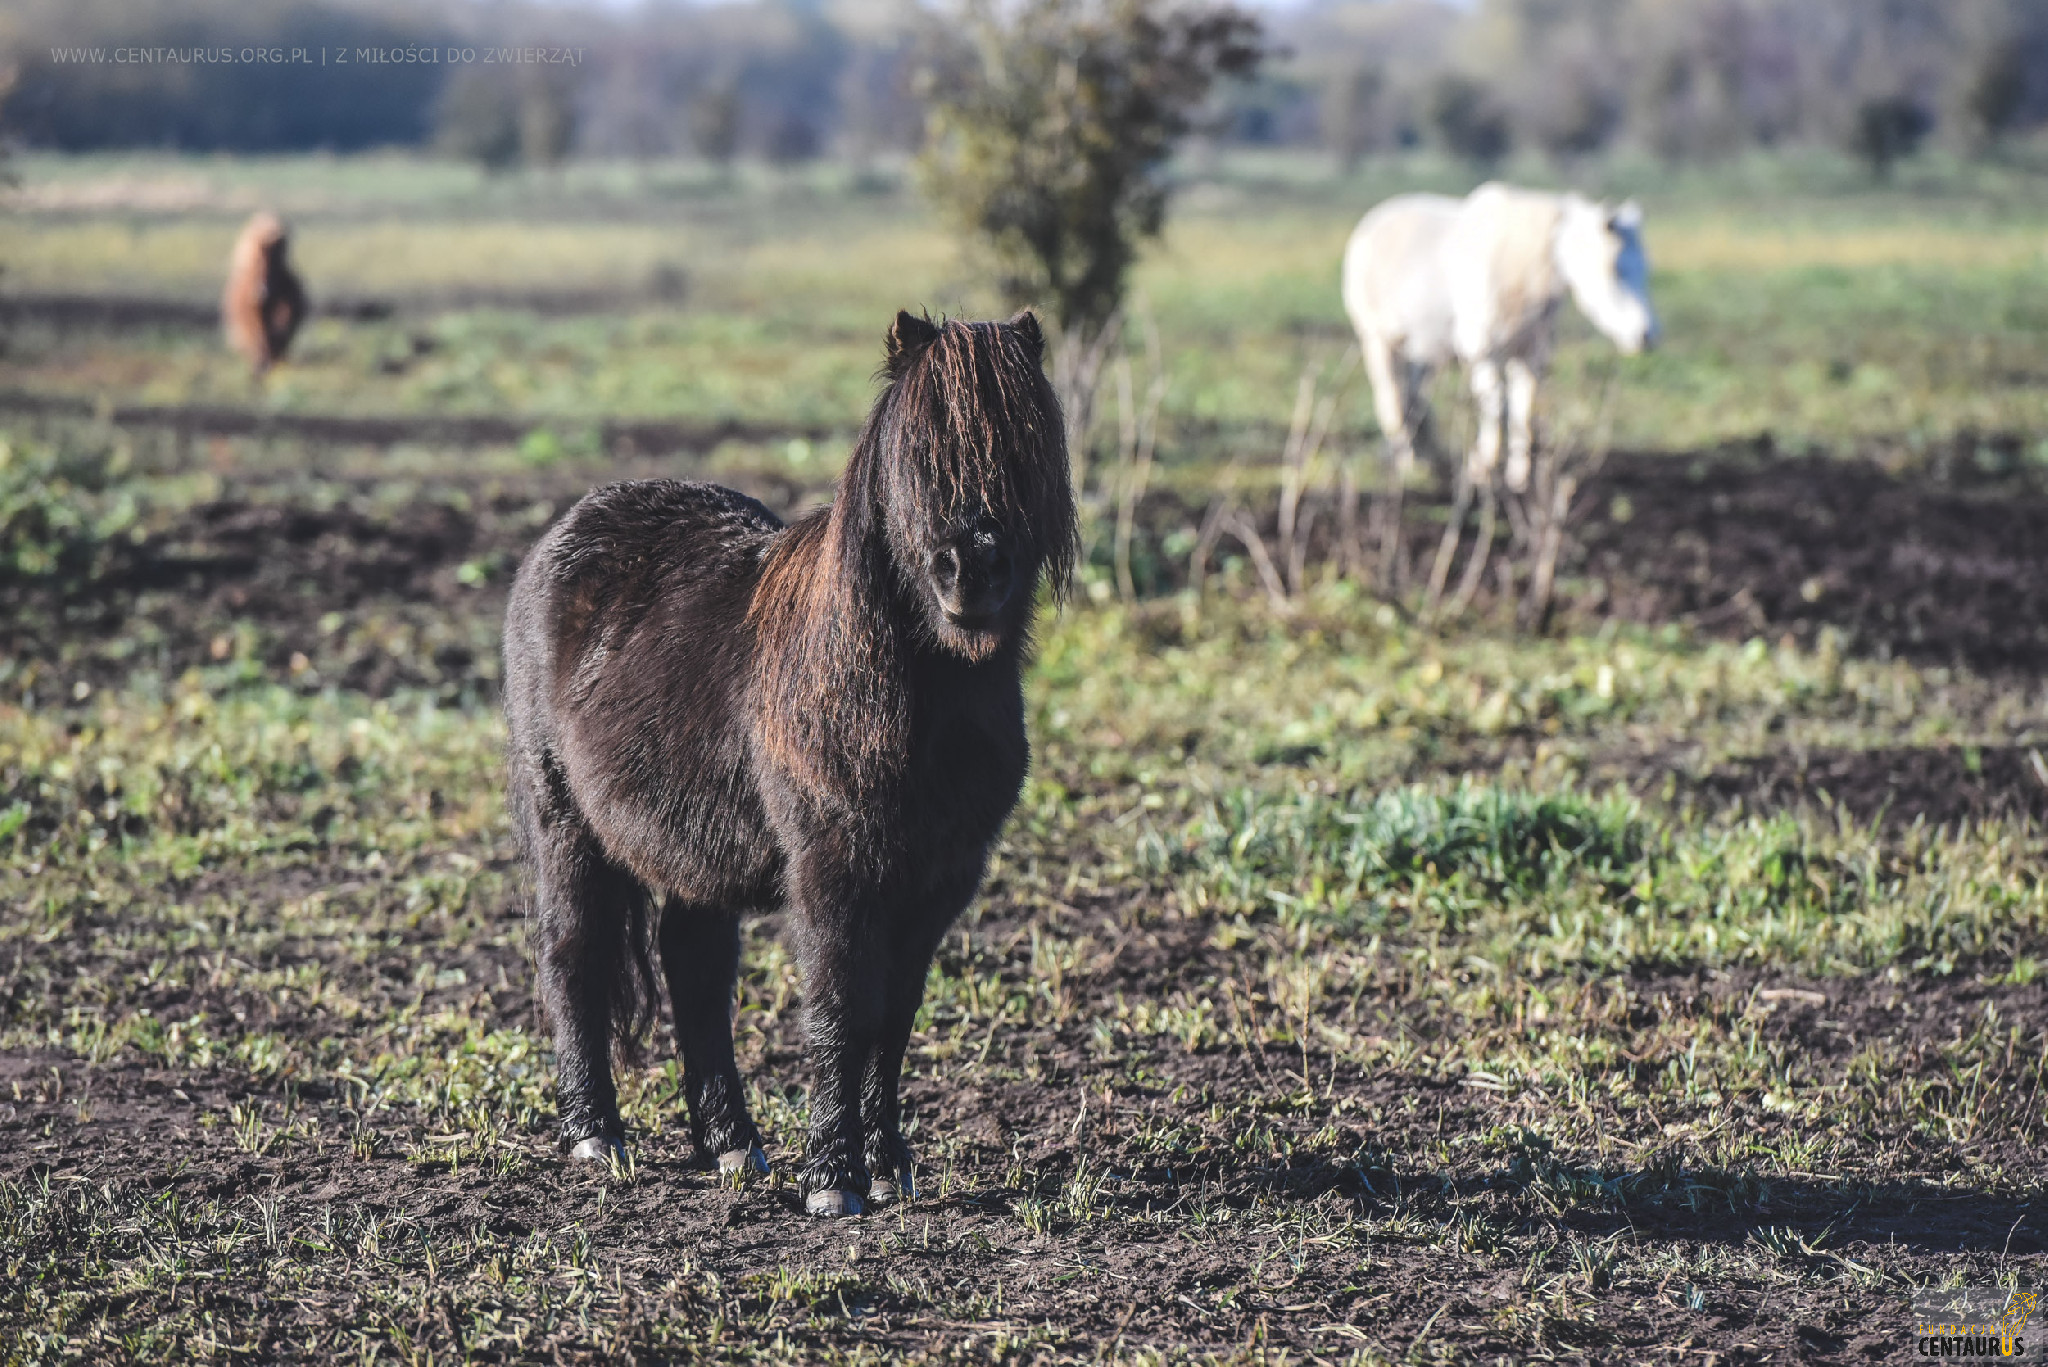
[
  {"x1": 222, "y1": 211, "x2": 307, "y2": 374},
  {"x1": 503, "y1": 311, "x2": 1074, "y2": 1216}
]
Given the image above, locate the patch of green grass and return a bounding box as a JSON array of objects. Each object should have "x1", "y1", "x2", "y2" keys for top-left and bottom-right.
[
  {"x1": 0, "y1": 430, "x2": 145, "y2": 580},
  {"x1": 1163, "y1": 781, "x2": 1646, "y2": 902}
]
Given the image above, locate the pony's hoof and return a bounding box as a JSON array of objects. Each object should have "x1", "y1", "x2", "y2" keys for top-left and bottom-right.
[
  {"x1": 569, "y1": 1135, "x2": 625, "y2": 1164},
  {"x1": 867, "y1": 1173, "x2": 913, "y2": 1206},
  {"x1": 718, "y1": 1145, "x2": 769, "y2": 1179},
  {"x1": 805, "y1": 1189, "x2": 865, "y2": 1218}
]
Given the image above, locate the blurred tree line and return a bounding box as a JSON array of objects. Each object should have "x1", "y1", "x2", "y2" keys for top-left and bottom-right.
[
  {"x1": 0, "y1": 0, "x2": 894, "y2": 165},
  {"x1": 0, "y1": 0, "x2": 444, "y2": 152},
  {"x1": 1303, "y1": 0, "x2": 2048, "y2": 175},
  {"x1": 2, "y1": 0, "x2": 2045, "y2": 176}
]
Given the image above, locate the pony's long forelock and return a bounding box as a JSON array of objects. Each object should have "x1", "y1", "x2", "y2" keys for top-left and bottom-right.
[{"x1": 874, "y1": 316, "x2": 1077, "y2": 601}]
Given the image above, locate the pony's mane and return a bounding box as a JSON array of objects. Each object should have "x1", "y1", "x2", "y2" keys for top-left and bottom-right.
[{"x1": 747, "y1": 313, "x2": 1073, "y2": 795}]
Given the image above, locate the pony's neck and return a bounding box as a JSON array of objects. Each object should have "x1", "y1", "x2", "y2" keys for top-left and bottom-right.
[
  {"x1": 748, "y1": 452, "x2": 913, "y2": 796},
  {"x1": 819, "y1": 440, "x2": 897, "y2": 627}
]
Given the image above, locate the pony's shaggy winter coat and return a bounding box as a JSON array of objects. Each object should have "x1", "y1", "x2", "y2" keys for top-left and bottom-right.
[{"x1": 502, "y1": 311, "x2": 1073, "y2": 1215}]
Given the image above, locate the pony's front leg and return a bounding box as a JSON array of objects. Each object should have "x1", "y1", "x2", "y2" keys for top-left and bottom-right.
[
  {"x1": 1464, "y1": 357, "x2": 1506, "y2": 488},
  {"x1": 860, "y1": 914, "x2": 954, "y2": 1205},
  {"x1": 792, "y1": 898, "x2": 884, "y2": 1216},
  {"x1": 1363, "y1": 335, "x2": 1419, "y2": 591},
  {"x1": 859, "y1": 1020, "x2": 916, "y2": 1205}
]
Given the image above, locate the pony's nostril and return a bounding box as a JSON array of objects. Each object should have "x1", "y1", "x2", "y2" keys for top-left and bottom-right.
[{"x1": 930, "y1": 548, "x2": 960, "y2": 589}]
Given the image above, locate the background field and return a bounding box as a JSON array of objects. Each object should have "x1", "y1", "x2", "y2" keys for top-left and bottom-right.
[
  {"x1": 10, "y1": 149, "x2": 2048, "y2": 452},
  {"x1": 1, "y1": 151, "x2": 2046, "y2": 1364}
]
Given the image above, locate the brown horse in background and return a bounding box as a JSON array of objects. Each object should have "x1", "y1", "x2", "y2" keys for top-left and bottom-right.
[
  {"x1": 222, "y1": 211, "x2": 307, "y2": 374},
  {"x1": 502, "y1": 311, "x2": 1075, "y2": 1217}
]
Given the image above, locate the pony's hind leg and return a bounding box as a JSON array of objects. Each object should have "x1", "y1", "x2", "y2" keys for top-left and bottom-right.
[
  {"x1": 657, "y1": 904, "x2": 765, "y2": 1177},
  {"x1": 526, "y1": 786, "x2": 652, "y2": 1161},
  {"x1": 1503, "y1": 357, "x2": 1540, "y2": 494}
]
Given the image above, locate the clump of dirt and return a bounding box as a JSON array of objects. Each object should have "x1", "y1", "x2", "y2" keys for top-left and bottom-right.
[{"x1": 2, "y1": 490, "x2": 513, "y2": 701}]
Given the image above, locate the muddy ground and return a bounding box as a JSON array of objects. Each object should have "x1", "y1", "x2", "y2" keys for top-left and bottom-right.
[{"x1": 6, "y1": 879, "x2": 2045, "y2": 1362}]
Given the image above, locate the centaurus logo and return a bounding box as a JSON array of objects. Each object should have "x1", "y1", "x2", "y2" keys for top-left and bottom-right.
[{"x1": 1913, "y1": 1288, "x2": 2037, "y2": 1358}]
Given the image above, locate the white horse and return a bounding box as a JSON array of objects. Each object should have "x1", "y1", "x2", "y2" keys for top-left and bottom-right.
[{"x1": 1341, "y1": 182, "x2": 1658, "y2": 604}]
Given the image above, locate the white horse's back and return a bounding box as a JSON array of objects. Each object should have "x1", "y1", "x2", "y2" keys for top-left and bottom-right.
[{"x1": 1341, "y1": 192, "x2": 1462, "y2": 363}]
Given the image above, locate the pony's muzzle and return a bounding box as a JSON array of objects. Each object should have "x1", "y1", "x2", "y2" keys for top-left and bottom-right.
[{"x1": 930, "y1": 536, "x2": 1014, "y2": 628}]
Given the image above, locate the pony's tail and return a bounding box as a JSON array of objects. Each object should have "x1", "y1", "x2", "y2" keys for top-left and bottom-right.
[{"x1": 601, "y1": 876, "x2": 662, "y2": 1068}]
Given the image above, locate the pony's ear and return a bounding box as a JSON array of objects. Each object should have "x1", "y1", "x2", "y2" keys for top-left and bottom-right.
[
  {"x1": 885, "y1": 310, "x2": 940, "y2": 378},
  {"x1": 1007, "y1": 310, "x2": 1045, "y2": 363}
]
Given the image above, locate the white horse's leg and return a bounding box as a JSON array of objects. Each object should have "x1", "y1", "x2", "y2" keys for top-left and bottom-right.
[
  {"x1": 1504, "y1": 357, "x2": 1539, "y2": 493},
  {"x1": 1364, "y1": 333, "x2": 1415, "y2": 477},
  {"x1": 1363, "y1": 334, "x2": 1416, "y2": 590},
  {"x1": 1466, "y1": 358, "x2": 1504, "y2": 487}
]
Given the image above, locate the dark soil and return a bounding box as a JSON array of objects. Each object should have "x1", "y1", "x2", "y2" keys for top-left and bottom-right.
[
  {"x1": 0, "y1": 467, "x2": 811, "y2": 703},
  {"x1": 1687, "y1": 743, "x2": 2048, "y2": 829},
  {"x1": 1578, "y1": 445, "x2": 2048, "y2": 675},
  {"x1": 19, "y1": 435, "x2": 2048, "y2": 700},
  {"x1": 1177, "y1": 443, "x2": 2048, "y2": 677}
]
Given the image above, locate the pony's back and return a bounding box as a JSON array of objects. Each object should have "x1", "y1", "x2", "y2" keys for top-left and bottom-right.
[
  {"x1": 1343, "y1": 193, "x2": 1462, "y2": 358},
  {"x1": 504, "y1": 479, "x2": 788, "y2": 903}
]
